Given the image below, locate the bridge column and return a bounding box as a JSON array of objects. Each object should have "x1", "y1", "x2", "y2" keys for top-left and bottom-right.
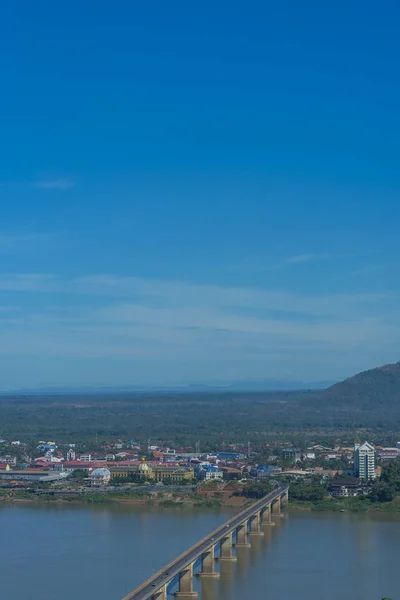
[
  {"x1": 152, "y1": 584, "x2": 168, "y2": 600},
  {"x1": 196, "y1": 545, "x2": 219, "y2": 578},
  {"x1": 249, "y1": 512, "x2": 264, "y2": 536},
  {"x1": 235, "y1": 522, "x2": 251, "y2": 548},
  {"x1": 272, "y1": 496, "x2": 282, "y2": 516},
  {"x1": 217, "y1": 531, "x2": 237, "y2": 562},
  {"x1": 175, "y1": 562, "x2": 198, "y2": 598},
  {"x1": 281, "y1": 490, "x2": 289, "y2": 505},
  {"x1": 261, "y1": 504, "x2": 275, "y2": 526}
]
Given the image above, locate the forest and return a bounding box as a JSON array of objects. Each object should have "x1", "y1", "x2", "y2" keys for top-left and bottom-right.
[{"x1": 1, "y1": 376, "x2": 399, "y2": 446}]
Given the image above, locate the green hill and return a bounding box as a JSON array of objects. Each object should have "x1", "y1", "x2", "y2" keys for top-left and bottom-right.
[{"x1": 320, "y1": 361, "x2": 400, "y2": 408}]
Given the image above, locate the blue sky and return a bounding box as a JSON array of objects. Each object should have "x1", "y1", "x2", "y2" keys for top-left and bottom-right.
[{"x1": 1, "y1": 1, "x2": 400, "y2": 388}]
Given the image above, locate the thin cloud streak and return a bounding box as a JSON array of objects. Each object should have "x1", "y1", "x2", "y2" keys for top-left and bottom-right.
[
  {"x1": 0, "y1": 231, "x2": 57, "y2": 254},
  {"x1": 283, "y1": 253, "x2": 333, "y2": 265},
  {"x1": 33, "y1": 177, "x2": 77, "y2": 190},
  {"x1": 0, "y1": 273, "x2": 399, "y2": 387}
]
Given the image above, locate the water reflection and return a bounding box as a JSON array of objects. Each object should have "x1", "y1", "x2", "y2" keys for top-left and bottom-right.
[
  {"x1": 1, "y1": 506, "x2": 399, "y2": 600},
  {"x1": 196, "y1": 514, "x2": 288, "y2": 600}
]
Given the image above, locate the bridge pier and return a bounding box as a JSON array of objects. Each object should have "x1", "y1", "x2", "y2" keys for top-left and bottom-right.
[
  {"x1": 216, "y1": 531, "x2": 237, "y2": 562},
  {"x1": 121, "y1": 485, "x2": 289, "y2": 600},
  {"x1": 249, "y1": 512, "x2": 264, "y2": 536},
  {"x1": 261, "y1": 504, "x2": 275, "y2": 526},
  {"x1": 234, "y1": 523, "x2": 250, "y2": 548},
  {"x1": 196, "y1": 546, "x2": 219, "y2": 578},
  {"x1": 174, "y1": 562, "x2": 198, "y2": 598},
  {"x1": 151, "y1": 584, "x2": 167, "y2": 600},
  {"x1": 272, "y1": 496, "x2": 283, "y2": 517}
]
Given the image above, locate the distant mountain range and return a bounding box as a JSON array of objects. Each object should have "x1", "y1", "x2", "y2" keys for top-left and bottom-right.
[
  {"x1": 0, "y1": 378, "x2": 335, "y2": 395},
  {"x1": 3, "y1": 361, "x2": 400, "y2": 412}
]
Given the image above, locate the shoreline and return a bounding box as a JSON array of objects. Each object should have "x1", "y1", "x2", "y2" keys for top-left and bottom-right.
[
  {"x1": 0, "y1": 490, "x2": 249, "y2": 509},
  {"x1": 288, "y1": 500, "x2": 400, "y2": 514},
  {"x1": 2, "y1": 490, "x2": 400, "y2": 514}
]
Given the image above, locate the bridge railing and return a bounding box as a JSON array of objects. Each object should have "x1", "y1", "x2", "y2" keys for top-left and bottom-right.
[{"x1": 121, "y1": 484, "x2": 288, "y2": 600}]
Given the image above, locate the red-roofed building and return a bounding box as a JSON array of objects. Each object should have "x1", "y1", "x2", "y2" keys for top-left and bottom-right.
[{"x1": 63, "y1": 461, "x2": 107, "y2": 471}]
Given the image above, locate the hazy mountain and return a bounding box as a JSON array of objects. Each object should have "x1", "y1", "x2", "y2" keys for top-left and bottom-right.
[{"x1": 319, "y1": 361, "x2": 400, "y2": 408}]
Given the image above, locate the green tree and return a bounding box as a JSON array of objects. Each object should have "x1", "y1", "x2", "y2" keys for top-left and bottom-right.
[
  {"x1": 369, "y1": 482, "x2": 394, "y2": 503},
  {"x1": 288, "y1": 481, "x2": 326, "y2": 503},
  {"x1": 380, "y1": 459, "x2": 400, "y2": 491},
  {"x1": 239, "y1": 480, "x2": 274, "y2": 499}
]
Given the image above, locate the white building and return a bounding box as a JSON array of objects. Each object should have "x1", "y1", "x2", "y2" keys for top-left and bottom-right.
[
  {"x1": 79, "y1": 454, "x2": 92, "y2": 462},
  {"x1": 354, "y1": 441, "x2": 375, "y2": 481},
  {"x1": 90, "y1": 468, "x2": 111, "y2": 486},
  {"x1": 0, "y1": 455, "x2": 17, "y2": 466},
  {"x1": 66, "y1": 448, "x2": 76, "y2": 461},
  {"x1": 199, "y1": 466, "x2": 223, "y2": 481}
]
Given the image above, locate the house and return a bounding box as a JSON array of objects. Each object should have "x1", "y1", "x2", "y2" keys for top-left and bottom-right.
[
  {"x1": 302, "y1": 452, "x2": 316, "y2": 460},
  {"x1": 322, "y1": 452, "x2": 343, "y2": 461}
]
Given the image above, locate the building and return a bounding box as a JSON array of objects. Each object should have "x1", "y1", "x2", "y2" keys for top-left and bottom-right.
[
  {"x1": 63, "y1": 460, "x2": 107, "y2": 471},
  {"x1": 0, "y1": 455, "x2": 17, "y2": 466},
  {"x1": 322, "y1": 452, "x2": 343, "y2": 461},
  {"x1": 66, "y1": 448, "x2": 76, "y2": 461},
  {"x1": 90, "y1": 468, "x2": 111, "y2": 486},
  {"x1": 354, "y1": 441, "x2": 375, "y2": 481},
  {"x1": 302, "y1": 452, "x2": 316, "y2": 461},
  {"x1": 0, "y1": 468, "x2": 69, "y2": 482},
  {"x1": 110, "y1": 460, "x2": 194, "y2": 484},
  {"x1": 219, "y1": 466, "x2": 242, "y2": 481},
  {"x1": 330, "y1": 477, "x2": 364, "y2": 498},
  {"x1": 79, "y1": 454, "x2": 92, "y2": 462},
  {"x1": 215, "y1": 452, "x2": 245, "y2": 461},
  {"x1": 282, "y1": 448, "x2": 302, "y2": 462},
  {"x1": 377, "y1": 448, "x2": 400, "y2": 461},
  {"x1": 199, "y1": 466, "x2": 223, "y2": 481}
]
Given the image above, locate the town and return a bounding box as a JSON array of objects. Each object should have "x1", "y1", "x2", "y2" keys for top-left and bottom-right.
[{"x1": 1, "y1": 434, "x2": 400, "y2": 509}]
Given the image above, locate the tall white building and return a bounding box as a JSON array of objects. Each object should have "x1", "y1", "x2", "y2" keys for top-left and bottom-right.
[{"x1": 354, "y1": 441, "x2": 375, "y2": 481}]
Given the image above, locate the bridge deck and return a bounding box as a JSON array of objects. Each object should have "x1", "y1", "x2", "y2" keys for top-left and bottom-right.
[{"x1": 122, "y1": 484, "x2": 288, "y2": 600}]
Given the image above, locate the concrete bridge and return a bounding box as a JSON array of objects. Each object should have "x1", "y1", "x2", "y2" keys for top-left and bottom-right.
[{"x1": 122, "y1": 484, "x2": 289, "y2": 600}]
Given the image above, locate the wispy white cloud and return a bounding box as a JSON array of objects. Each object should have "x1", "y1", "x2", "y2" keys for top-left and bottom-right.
[
  {"x1": 0, "y1": 273, "x2": 399, "y2": 385},
  {"x1": 233, "y1": 252, "x2": 336, "y2": 272},
  {"x1": 33, "y1": 177, "x2": 77, "y2": 190},
  {"x1": 0, "y1": 231, "x2": 57, "y2": 255},
  {"x1": 283, "y1": 253, "x2": 332, "y2": 265},
  {"x1": 0, "y1": 273, "x2": 55, "y2": 292},
  {"x1": 351, "y1": 264, "x2": 385, "y2": 276}
]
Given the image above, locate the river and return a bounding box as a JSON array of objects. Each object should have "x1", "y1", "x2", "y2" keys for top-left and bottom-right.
[{"x1": 0, "y1": 503, "x2": 399, "y2": 600}]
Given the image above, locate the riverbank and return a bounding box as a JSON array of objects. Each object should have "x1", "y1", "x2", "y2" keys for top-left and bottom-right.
[
  {"x1": 0, "y1": 487, "x2": 250, "y2": 509},
  {"x1": 4, "y1": 488, "x2": 399, "y2": 513},
  {"x1": 288, "y1": 495, "x2": 400, "y2": 513}
]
